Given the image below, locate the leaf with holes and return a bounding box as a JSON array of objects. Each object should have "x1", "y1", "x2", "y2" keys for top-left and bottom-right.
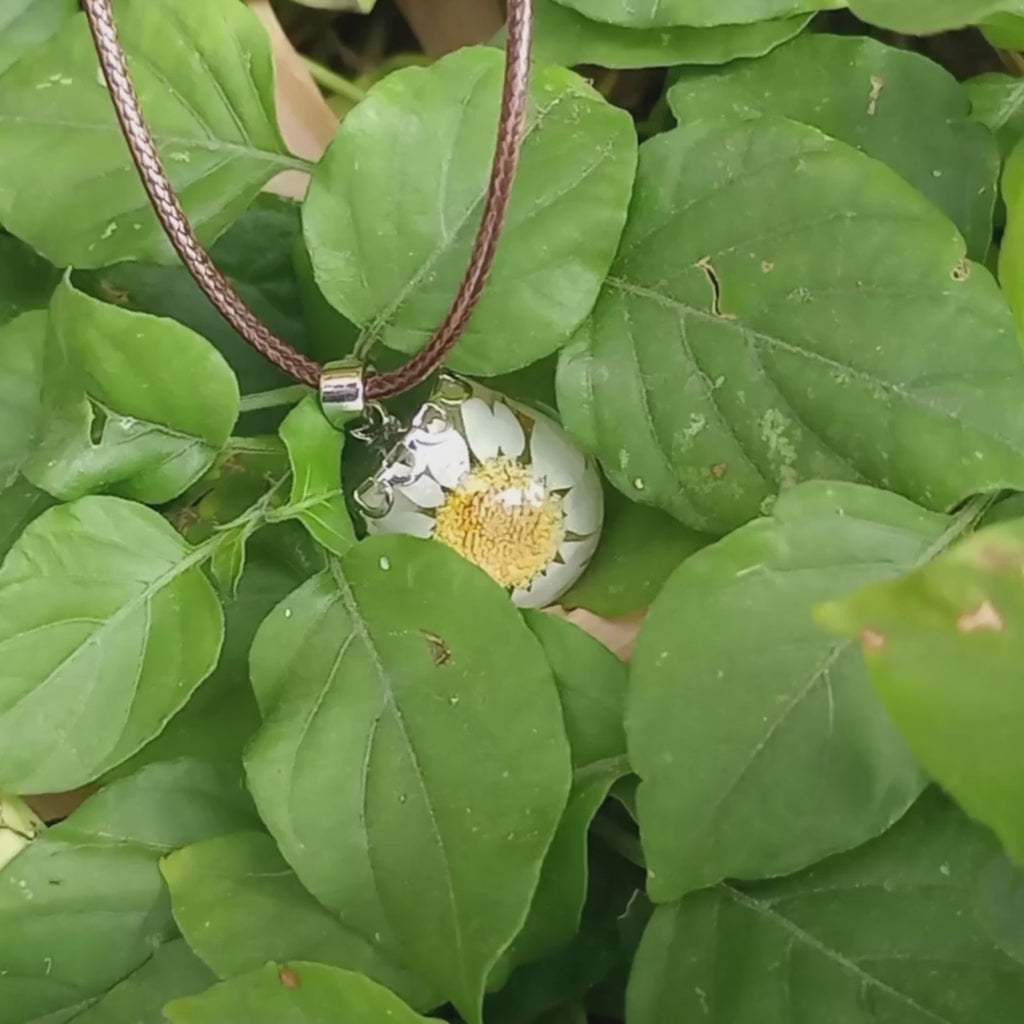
[
  {"x1": 0, "y1": 760, "x2": 257, "y2": 1023},
  {"x1": 0, "y1": 0, "x2": 302, "y2": 267},
  {"x1": 531, "y1": 0, "x2": 812, "y2": 69},
  {"x1": 628, "y1": 482, "x2": 955, "y2": 903},
  {"x1": 668, "y1": 33, "x2": 1000, "y2": 260},
  {"x1": 0, "y1": 496, "x2": 225, "y2": 792},
  {"x1": 303, "y1": 45, "x2": 636, "y2": 376},
  {"x1": 550, "y1": 0, "x2": 840, "y2": 29},
  {"x1": 244, "y1": 535, "x2": 572, "y2": 1023},
  {"x1": 23, "y1": 277, "x2": 239, "y2": 504},
  {"x1": 820, "y1": 516, "x2": 1024, "y2": 864},
  {"x1": 557, "y1": 118, "x2": 1024, "y2": 535},
  {"x1": 627, "y1": 791, "x2": 1024, "y2": 1024}
]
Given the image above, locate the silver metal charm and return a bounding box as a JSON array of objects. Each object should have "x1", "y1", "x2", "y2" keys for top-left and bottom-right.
[
  {"x1": 355, "y1": 374, "x2": 604, "y2": 608},
  {"x1": 319, "y1": 357, "x2": 365, "y2": 426}
]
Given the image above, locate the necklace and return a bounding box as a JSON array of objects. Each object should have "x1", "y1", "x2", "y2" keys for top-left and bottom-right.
[{"x1": 81, "y1": 0, "x2": 603, "y2": 607}]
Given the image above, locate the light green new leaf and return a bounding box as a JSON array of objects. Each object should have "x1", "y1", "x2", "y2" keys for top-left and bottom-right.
[
  {"x1": 0, "y1": 760, "x2": 258, "y2": 1024},
  {"x1": 850, "y1": 0, "x2": 1024, "y2": 33},
  {"x1": 245, "y1": 536, "x2": 572, "y2": 1023},
  {"x1": 73, "y1": 940, "x2": 216, "y2": 1024},
  {"x1": 0, "y1": 496, "x2": 224, "y2": 792},
  {"x1": 304, "y1": 46, "x2": 636, "y2": 376},
  {"x1": 165, "y1": 963, "x2": 436, "y2": 1024},
  {"x1": 531, "y1": 0, "x2": 811, "y2": 69},
  {"x1": 0, "y1": 0, "x2": 302, "y2": 267},
  {"x1": 551, "y1": 0, "x2": 839, "y2": 29},
  {"x1": 0, "y1": 234, "x2": 59, "y2": 327},
  {"x1": 24, "y1": 278, "x2": 240, "y2": 504},
  {"x1": 669, "y1": 34, "x2": 1000, "y2": 260},
  {"x1": 820, "y1": 516, "x2": 1024, "y2": 864},
  {"x1": 508, "y1": 612, "x2": 629, "y2": 969},
  {"x1": 628, "y1": 482, "x2": 955, "y2": 903},
  {"x1": 627, "y1": 791, "x2": 1024, "y2": 1024},
  {"x1": 967, "y1": 72, "x2": 1024, "y2": 158},
  {"x1": 0, "y1": 311, "x2": 46, "y2": 486},
  {"x1": 1000, "y1": 138, "x2": 1024, "y2": 338},
  {"x1": 162, "y1": 831, "x2": 434, "y2": 1009},
  {"x1": 0, "y1": 0, "x2": 76, "y2": 76},
  {"x1": 276, "y1": 395, "x2": 354, "y2": 556},
  {"x1": 561, "y1": 489, "x2": 709, "y2": 617},
  {"x1": 557, "y1": 118, "x2": 1024, "y2": 535}
]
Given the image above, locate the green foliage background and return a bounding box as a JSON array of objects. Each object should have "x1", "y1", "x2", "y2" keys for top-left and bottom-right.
[{"x1": 4, "y1": 0, "x2": 1024, "y2": 1021}]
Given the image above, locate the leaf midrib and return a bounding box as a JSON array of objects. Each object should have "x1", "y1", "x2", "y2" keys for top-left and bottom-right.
[
  {"x1": 723, "y1": 884, "x2": 954, "y2": 1023},
  {"x1": 0, "y1": 114, "x2": 309, "y2": 172},
  {"x1": 328, "y1": 558, "x2": 472, "y2": 1004},
  {"x1": 0, "y1": 533, "x2": 212, "y2": 722}
]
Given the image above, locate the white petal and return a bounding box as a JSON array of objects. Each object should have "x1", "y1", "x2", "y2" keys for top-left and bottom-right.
[
  {"x1": 530, "y1": 416, "x2": 586, "y2": 491},
  {"x1": 563, "y1": 467, "x2": 603, "y2": 536},
  {"x1": 460, "y1": 397, "x2": 500, "y2": 462},
  {"x1": 516, "y1": 562, "x2": 577, "y2": 608},
  {"x1": 401, "y1": 473, "x2": 446, "y2": 509},
  {"x1": 558, "y1": 536, "x2": 599, "y2": 574},
  {"x1": 491, "y1": 401, "x2": 526, "y2": 457},
  {"x1": 371, "y1": 492, "x2": 436, "y2": 539},
  {"x1": 421, "y1": 428, "x2": 470, "y2": 489}
]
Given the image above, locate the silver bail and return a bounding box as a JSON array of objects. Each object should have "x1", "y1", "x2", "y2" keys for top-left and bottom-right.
[{"x1": 319, "y1": 357, "x2": 365, "y2": 427}]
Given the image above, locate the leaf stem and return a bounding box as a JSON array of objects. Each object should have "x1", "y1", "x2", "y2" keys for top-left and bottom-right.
[
  {"x1": 239, "y1": 384, "x2": 311, "y2": 413},
  {"x1": 302, "y1": 57, "x2": 368, "y2": 105}
]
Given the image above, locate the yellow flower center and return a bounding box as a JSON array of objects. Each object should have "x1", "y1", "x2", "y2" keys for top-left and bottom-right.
[{"x1": 433, "y1": 457, "x2": 564, "y2": 589}]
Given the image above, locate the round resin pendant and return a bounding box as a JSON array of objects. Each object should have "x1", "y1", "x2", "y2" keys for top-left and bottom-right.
[{"x1": 355, "y1": 375, "x2": 603, "y2": 608}]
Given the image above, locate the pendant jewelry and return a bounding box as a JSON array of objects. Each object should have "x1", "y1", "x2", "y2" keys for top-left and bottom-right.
[{"x1": 352, "y1": 375, "x2": 604, "y2": 609}]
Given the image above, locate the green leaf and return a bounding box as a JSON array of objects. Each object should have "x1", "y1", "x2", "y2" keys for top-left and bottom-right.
[
  {"x1": 530, "y1": 0, "x2": 812, "y2": 69},
  {"x1": 627, "y1": 790, "x2": 1024, "y2": 1024},
  {"x1": 72, "y1": 940, "x2": 216, "y2": 1024},
  {"x1": 507, "y1": 612, "x2": 629, "y2": 968},
  {"x1": 0, "y1": 234, "x2": 59, "y2": 327},
  {"x1": 983, "y1": 11, "x2": 1024, "y2": 45},
  {"x1": 668, "y1": 34, "x2": 1000, "y2": 261},
  {"x1": 0, "y1": 0, "x2": 76, "y2": 76},
  {"x1": 560, "y1": 488, "x2": 710, "y2": 617},
  {"x1": 0, "y1": 760, "x2": 258, "y2": 1024},
  {"x1": 819, "y1": 514, "x2": 1024, "y2": 864},
  {"x1": 556, "y1": 118, "x2": 1024, "y2": 534},
  {"x1": 0, "y1": 0, "x2": 303, "y2": 268},
  {"x1": 164, "y1": 963, "x2": 436, "y2": 1024},
  {"x1": 275, "y1": 396, "x2": 354, "y2": 556},
  {"x1": 76, "y1": 197, "x2": 323, "y2": 402},
  {"x1": 23, "y1": 277, "x2": 240, "y2": 504},
  {"x1": 850, "y1": 0, "x2": 1024, "y2": 33},
  {"x1": 0, "y1": 476, "x2": 52, "y2": 563},
  {"x1": 551, "y1": 0, "x2": 839, "y2": 29},
  {"x1": 161, "y1": 831, "x2": 435, "y2": 1009},
  {"x1": 244, "y1": 536, "x2": 572, "y2": 1023},
  {"x1": 627, "y1": 482, "x2": 980, "y2": 903},
  {"x1": 304, "y1": 46, "x2": 636, "y2": 376},
  {"x1": 0, "y1": 311, "x2": 46, "y2": 486},
  {"x1": 967, "y1": 72, "x2": 1024, "y2": 158},
  {"x1": 109, "y1": 525, "x2": 314, "y2": 782},
  {"x1": 1000, "y1": 138, "x2": 1024, "y2": 338},
  {"x1": 0, "y1": 496, "x2": 224, "y2": 792}
]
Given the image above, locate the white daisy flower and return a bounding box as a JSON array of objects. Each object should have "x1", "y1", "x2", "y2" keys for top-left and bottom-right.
[{"x1": 362, "y1": 378, "x2": 604, "y2": 608}]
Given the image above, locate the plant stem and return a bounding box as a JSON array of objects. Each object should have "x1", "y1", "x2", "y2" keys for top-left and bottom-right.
[
  {"x1": 302, "y1": 57, "x2": 367, "y2": 105},
  {"x1": 239, "y1": 384, "x2": 311, "y2": 413}
]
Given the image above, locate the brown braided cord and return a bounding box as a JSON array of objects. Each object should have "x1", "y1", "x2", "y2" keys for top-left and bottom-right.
[{"x1": 81, "y1": 0, "x2": 534, "y2": 400}]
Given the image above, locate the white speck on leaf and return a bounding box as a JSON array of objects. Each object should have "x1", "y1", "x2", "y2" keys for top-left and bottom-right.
[
  {"x1": 379, "y1": 556, "x2": 391, "y2": 571},
  {"x1": 867, "y1": 75, "x2": 884, "y2": 115},
  {"x1": 101, "y1": 222, "x2": 118, "y2": 240},
  {"x1": 957, "y1": 600, "x2": 1003, "y2": 633}
]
